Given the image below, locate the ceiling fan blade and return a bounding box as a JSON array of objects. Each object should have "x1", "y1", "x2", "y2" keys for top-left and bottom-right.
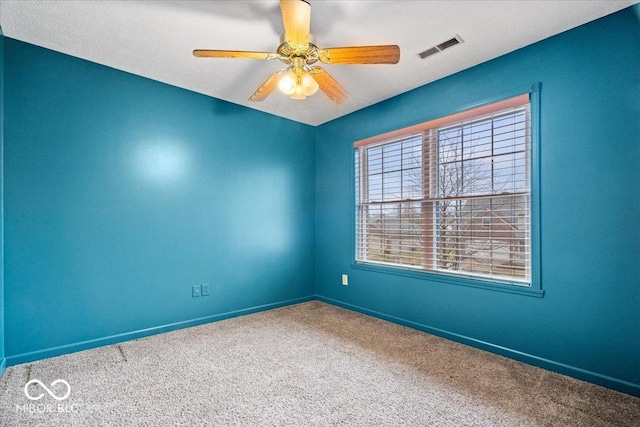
[
  {"x1": 193, "y1": 50, "x2": 279, "y2": 60},
  {"x1": 249, "y1": 69, "x2": 286, "y2": 102},
  {"x1": 310, "y1": 67, "x2": 348, "y2": 104},
  {"x1": 280, "y1": 0, "x2": 311, "y2": 49},
  {"x1": 318, "y1": 45, "x2": 400, "y2": 64}
]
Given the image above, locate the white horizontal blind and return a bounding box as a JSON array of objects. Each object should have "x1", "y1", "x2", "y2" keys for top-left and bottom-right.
[{"x1": 356, "y1": 98, "x2": 531, "y2": 284}]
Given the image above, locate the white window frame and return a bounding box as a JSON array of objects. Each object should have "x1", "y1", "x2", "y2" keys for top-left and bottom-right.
[{"x1": 353, "y1": 86, "x2": 542, "y2": 297}]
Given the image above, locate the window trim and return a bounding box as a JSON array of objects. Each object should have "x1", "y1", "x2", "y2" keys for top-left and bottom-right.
[{"x1": 351, "y1": 83, "x2": 543, "y2": 297}]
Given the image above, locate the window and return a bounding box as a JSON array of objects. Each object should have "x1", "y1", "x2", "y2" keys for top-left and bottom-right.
[{"x1": 355, "y1": 94, "x2": 533, "y2": 286}]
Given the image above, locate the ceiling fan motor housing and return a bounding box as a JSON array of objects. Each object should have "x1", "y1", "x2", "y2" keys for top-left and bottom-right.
[{"x1": 277, "y1": 34, "x2": 319, "y2": 65}]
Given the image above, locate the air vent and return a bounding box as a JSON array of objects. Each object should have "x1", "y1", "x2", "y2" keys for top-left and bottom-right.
[{"x1": 418, "y1": 35, "x2": 464, "y2": 59}]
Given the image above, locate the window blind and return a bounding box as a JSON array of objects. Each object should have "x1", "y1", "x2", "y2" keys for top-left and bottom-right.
[{"x1": 355, "y1": 95, "x2": 531, "y2": 284}]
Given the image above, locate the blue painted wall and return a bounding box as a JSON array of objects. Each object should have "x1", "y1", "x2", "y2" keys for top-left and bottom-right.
[
  {"x1": 3, "y1": 39, "x2": 315, "y2": 362},
  {"x1": 0, "y1": 26, "x2": 4, "y2": 374},
  {"x1": 315, "y1": 7, "x2": 640, "y2": 395}
]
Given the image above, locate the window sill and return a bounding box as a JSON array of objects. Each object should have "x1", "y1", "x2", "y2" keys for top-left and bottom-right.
[{"x1": 351, "y1": 261, "x2": 544, "y2": 298}]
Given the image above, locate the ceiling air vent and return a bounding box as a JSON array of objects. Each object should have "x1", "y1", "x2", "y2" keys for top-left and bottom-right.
[{"x1": 418, "y1": 35, "x2": 464, "y2": 59}]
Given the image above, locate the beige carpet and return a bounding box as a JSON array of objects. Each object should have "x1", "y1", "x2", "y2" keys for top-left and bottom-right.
[{"x1": 1, "y1": 301, "x2": 639, "y2": 426}]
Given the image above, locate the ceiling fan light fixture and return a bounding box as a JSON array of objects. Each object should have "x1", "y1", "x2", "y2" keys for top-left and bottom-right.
[
  {"x1": 301, "y1": 72, "x2": 319, "y2": 96},
  {"x1": 278, "y1": 64, "x2": 318, "y2": 99},
  {"x1": 278, "y1": 69, "x2": 297, "y2": 95},
  {"x1": 290, "y1": 83, "x2": 307, "y2": 100}
]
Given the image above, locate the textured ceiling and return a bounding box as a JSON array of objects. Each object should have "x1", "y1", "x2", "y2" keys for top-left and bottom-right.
[{"x1": 0, "y1": 0, "x2": 636, "y2": 126}]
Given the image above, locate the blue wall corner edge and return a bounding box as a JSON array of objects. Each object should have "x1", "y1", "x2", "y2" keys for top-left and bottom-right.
[
  {"x1": 315, "y1": 295, "x2": 640, "y2": 398},
  {"x1": 0, "y1": 358, "x2": 6, "y2": 378},
  {"x1": 5, "y1": 295, "x2": 315, "y2": 367}
]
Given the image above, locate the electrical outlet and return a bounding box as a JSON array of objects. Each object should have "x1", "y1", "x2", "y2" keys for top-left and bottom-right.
[
  {"x1": 342, "y1": 274, "x2": 348, "y2": 286},
  {"x1": 201, "y1": 283, "x2": 210, "y2": 296},
  {"x1": 192, "y1": 285, "x2": 201, "y2": 297}
]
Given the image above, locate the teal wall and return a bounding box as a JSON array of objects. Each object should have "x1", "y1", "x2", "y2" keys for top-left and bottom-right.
[
  {"x1": 0, "y1": 26, "x2": 4, "y2": 375},
  {"x1": 3, "y1": 39, "x2": 315, "y2": 363},
  {"x1": 315, "y1": 7, "x2": 640, "y2": 396}
]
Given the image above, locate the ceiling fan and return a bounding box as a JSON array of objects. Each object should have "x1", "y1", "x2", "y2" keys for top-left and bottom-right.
[{"x1": 193, "y1": 0, "x2": 400, "y2": 104}]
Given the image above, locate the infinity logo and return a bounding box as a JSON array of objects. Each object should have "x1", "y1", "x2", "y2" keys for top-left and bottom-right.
[{"x1": 24, "y1": 379, "x2": 71, "y2": 401}]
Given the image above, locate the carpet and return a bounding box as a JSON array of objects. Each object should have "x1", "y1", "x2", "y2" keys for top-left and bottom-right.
[{"x1": 1, "y1": 301, "x2": 639, "y2": 426}]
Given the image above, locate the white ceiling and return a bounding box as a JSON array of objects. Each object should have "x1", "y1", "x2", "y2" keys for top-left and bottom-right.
[{"x1": 0, "y1": 1, "x2": 635, "y2": 126}]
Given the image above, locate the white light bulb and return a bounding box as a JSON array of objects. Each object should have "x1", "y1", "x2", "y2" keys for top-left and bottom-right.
[
  {"x1": 301, "y1": 73, "x2": 319, "y2": 96},
  {"x1": 278, "y1": 71, "x2": 297, "y2": 95},
  {"x1": 290, "y1": 82, "x2": 306, "y2": 100}
]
